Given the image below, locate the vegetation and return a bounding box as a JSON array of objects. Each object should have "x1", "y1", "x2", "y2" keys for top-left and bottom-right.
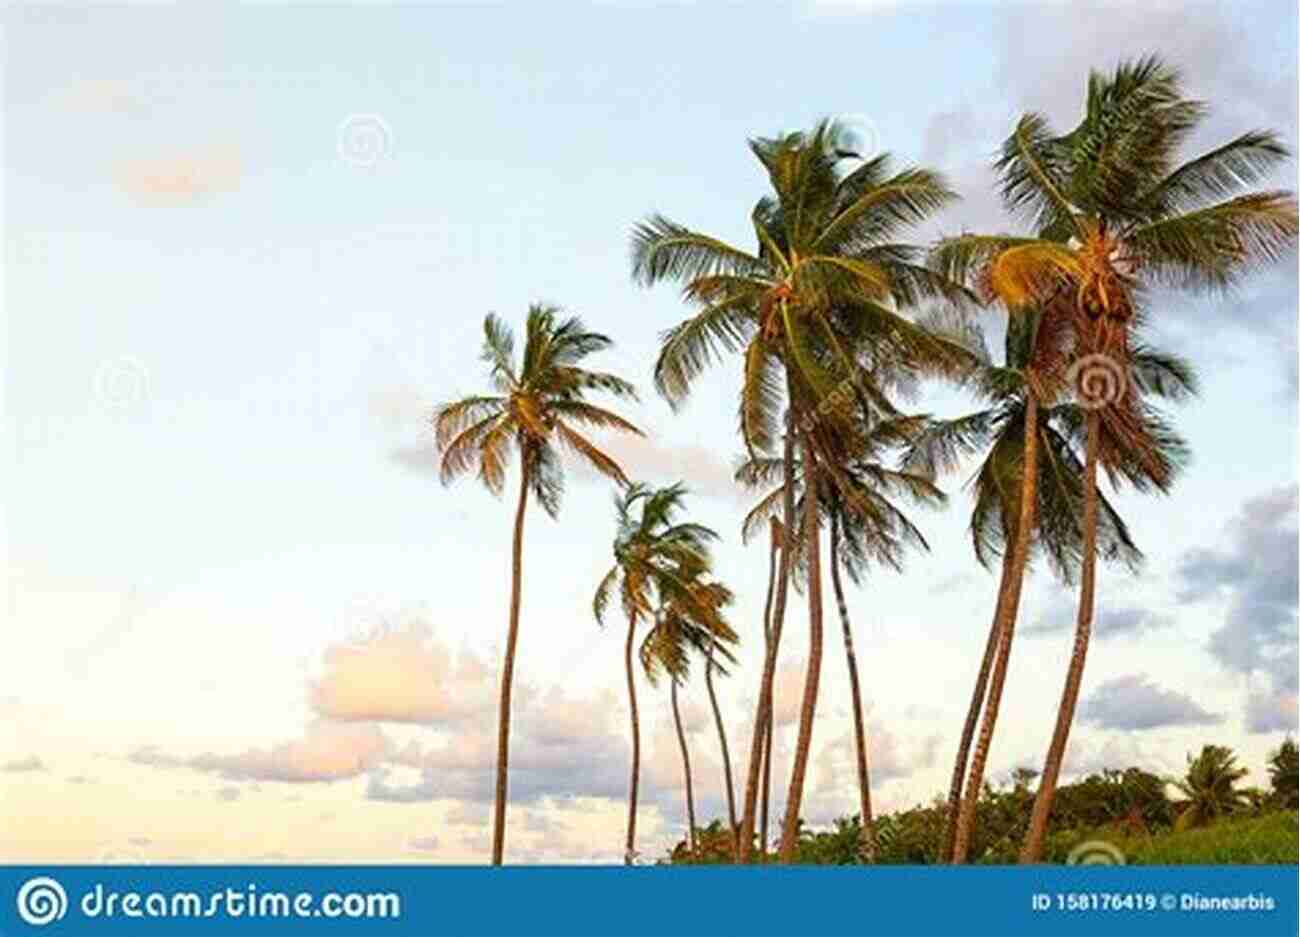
[
  {"x1": 666, "y1": 749, "x2": 1299, "y2": 866},
  {"x1": 432, "y1": 55, "x2": 1297, "y2": 865}
]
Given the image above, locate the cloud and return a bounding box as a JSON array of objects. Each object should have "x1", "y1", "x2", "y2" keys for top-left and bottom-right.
[
  {"x1": 370, "y1": 685, "x2": 631, "y2": 806},
  {"x1": 113, "y1": 144, "x2": 241, "y2": 204},
  {"x1": 130, "y1": 721, "x2": 391, "y2": 783},
  {"x1": 310, "y1": 620, "x2": 496, "y2": 726},
  {"x1": 1061, "y1": 734, "x2": 1165, "y2": 779},
  {"x1": 1079, "y1": 674, "x2": 1224, "y2": 730},
  {"x1": 1245, "y1": 689, "x2": 1299, "y2": 735},
  {"x1": 1, "y1": 756, "x2": 45, "y2": 772},
  {"x1": 407, "y1": 835, "x2": 441, "y2": 852},
  {"x1": 581, "y1": 432, "x2": 743, "y2": 502},
  {"x1": 1175, "y1": 485, "x2": 1298, "y2": 699},
  {"x1": 49, "y1": 78, "x2": 143, "y2": 115},
  {"x1": 1024, "y1": 602, "x2": 1171, "y2": 640},
  {"x1": 216, "y1": 786, "x2": 242, "y2": 802}
]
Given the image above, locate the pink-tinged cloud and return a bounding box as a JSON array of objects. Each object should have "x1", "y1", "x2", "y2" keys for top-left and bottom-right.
[
  {"x1": 132, "y1": 721, "x2": 390, "y2": 783},
  {"x1": 113, "y1": 145, "x2": 241, "y2": 204},
  {"x1": 310, "y1": 621, "x2": 496, "y2": 725}
]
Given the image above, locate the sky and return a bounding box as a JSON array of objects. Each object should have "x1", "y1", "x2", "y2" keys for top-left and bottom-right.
[{"x1": 2, "y1": 0, "x2": 1297, "y2": 864}]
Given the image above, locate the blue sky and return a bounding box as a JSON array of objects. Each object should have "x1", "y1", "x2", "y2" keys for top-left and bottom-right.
[{"x1": 2, "y1": 0, "x2": 1297, "y2": 863}]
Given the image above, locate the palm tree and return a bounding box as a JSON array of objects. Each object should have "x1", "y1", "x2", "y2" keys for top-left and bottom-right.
[
  {"x1": 1173, "y1": 745, "x2": 1250, "y2": 830},
  {"x1": 704, "y1": 636, "x2": 737, "y2": 837},
  {"x1": 902, "y1": 312, "x2": 1192, "y2": 861},
  {"x1": 931, "y1": 57, "x2": 1296, "y2": 862},
  {"x1": 631, "y1": 120, "x2": 976, "y2": 862},
  {"x1": 1267, "y1": 737, "x2": 1298, "y2": 810},
  {"x1": 739, "y1": 414, "x2": 946, "y2": 861},
  {"x1": 755, "y1": 516, "x2": 783, "y2": 854},
  {"x1": 638, "y1": 554, "x2": 736, "y2": 858},
  {"x1": 594, "y1": 483, "x2": 727, "y2": 864},
  {"x1": 435, "y1": 304, "x2": 642, "y2": 865}
]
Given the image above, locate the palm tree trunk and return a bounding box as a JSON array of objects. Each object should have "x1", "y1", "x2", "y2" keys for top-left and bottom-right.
[
  {"x1": 738, "y1": 414, "x2": 797, "y2": 862},
  {"x1": 671, "y1": 677, "x2": 697, "y2": 854},
  {"x1": 779, "y1": 434, "x2": 823, "y2": 863},
  {"x1": 491, "y1": 460, "x2": 530, "y2": 865},
  {"x1": 704, "y1": 643, "x2": 737, "y2": 836},
  {"x1": 623, "y1": 614, "x2": 641, "y2": 865},
  {"x1": 759, "y1": 521, "x2": 779, "y2": 857},
  {"x1": 952, "y1": 393, "x2": 1040, "y2": 864},
  {"x1": 940, "y1": 551, "x2": 1014, "y2": 862},
  {"x1": 829, "y1": 511, "x2": 876, "y2": 862},
  {"x1": 1020, "y1": 409, "x2": 1100, "y2": 862}
]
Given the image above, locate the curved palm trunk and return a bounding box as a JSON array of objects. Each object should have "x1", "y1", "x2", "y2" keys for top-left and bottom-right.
[
  {"x1": 704, "y1": 643, "x2": 737, "y2": 835},
  {"x1": 779, "y1": 435, "x2": 824, "y2": 863},
  {"x1": 940, "y1": 551, "x2": 1014, "y2": 862},
  {"x1": 738, "y1": 416, "x2": 797, "y2": 863},
  {"x1": 829, "y1": 512, "x2": 875, "y2": 862},
  {"x1": 952, "y1": 393, "x2": 1040, "y2": 864},
  {"x1": 623, "y1": 615, "x2": 641, "y2": 865},
  {"x1": 491, "y1": 462, "x2": 530, "y2": 865},
  {"x1": 759, "y1": 522, "x2": 780, "y2": 856},
  {"x1": 1020, "y1": 409, "x2": 1100, "y2": 862},
  {"x1": 671, "y1": 677, "x2": 697, "y2": 854}
]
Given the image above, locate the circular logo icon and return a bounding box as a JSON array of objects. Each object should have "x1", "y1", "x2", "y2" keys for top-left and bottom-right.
[
  {"x1": 16, "y1": 877, "x2": 68, "y2": 926},
  {"x1": 337, "y1": 114, "x2": 394, "y2": 169},
  {"x1": 832, "y1": 114, "x2": 881, "y2": 162},
  {"x1": 93, "y1": 356, "x2": 150, "y2": 412},
  {"x1": 1066, "y1": 839, "x2": 1126, "y2": 865},
  {"x1": 1066, "y1": 352, "x2": 1126, "y2": 410}
]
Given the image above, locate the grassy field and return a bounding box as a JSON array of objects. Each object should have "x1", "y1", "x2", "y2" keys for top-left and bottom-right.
[{"x1": 1057, "y1": 811, "x2": 1299, "y2": 865}]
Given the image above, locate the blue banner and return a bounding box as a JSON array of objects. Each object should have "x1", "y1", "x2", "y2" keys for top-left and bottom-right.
[{"x1": 1, "y1": 865, "x2": 1295, "y2": 936}]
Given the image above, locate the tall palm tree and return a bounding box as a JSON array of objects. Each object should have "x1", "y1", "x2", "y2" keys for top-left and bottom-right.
[
  {"x1": 739, "y1": 414, "x2": 946, "y2": 861},
  {"x1": 704, "y1": 636, "x2": 737, "y2": 837},
  {"x1": 638, "y1": 555, "x2": 736, "y2": 858},
  {"x1": 754, "y1": 515, "x2": 783, "y2": 854},
  {"x1": 631, "y1": 120, "x2": 976, "y2": 861},
  {"x1": 933, "y1": 57, "x2": 1297, "y2": 862},
  {"x1": 435, "y1": 304, "x2": 642, "y2": 865},
  {"x1": 594, "y1": 483, "x2": 727, "y2": 864},
  {"x1": 902, "y1": 312, "x2": 1191, "y2": 861}
]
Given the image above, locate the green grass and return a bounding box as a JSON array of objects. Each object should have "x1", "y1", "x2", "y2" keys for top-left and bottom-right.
[{"x1": 1058, "y1": 811, "x2": 1299, "y2": 865}]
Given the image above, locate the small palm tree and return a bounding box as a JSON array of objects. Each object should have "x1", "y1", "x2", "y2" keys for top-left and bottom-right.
[
  {"x1": 435, "y1": 304, "x2": 642, "y2": 865},
  {"x1": 638, "y1": 553, "x2": 736, "y2": 858},
  {"x1": 632, "y1": 120, "x2": 976, "y2": 862},
  {"x1": 901, "y1": 312, "x2": 1193, "y2": 861},
  {"x1": 933, "y1": 58, "x2": 1296, "y2": 862},
  {"x1": 1173, "y1": 745, "x2": 1250, "y2": 830},
  {"x1": 740, "y1": 414, "x2": 945, "y2": 861},
  {"x1": 1267, "y1": 737, "x2": 1299, "y2": 810},
  {"x1": 594, "y1": 484, "x2": 733, "y2": 864}
]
